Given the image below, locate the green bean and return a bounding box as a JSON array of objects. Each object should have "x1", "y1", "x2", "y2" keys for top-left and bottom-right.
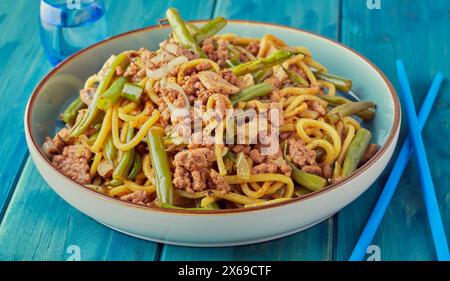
[
  {"x1": 69, "y1": 53, "x2": 129, "y2": 137},
  {"x1": 106, "y1": 179, "x2": 123, "y2": 187},
  {"x1": 195, "y1": 200, "x2": 221, "y2": 210},
  {"x1": 231, "y1": 49, "x2": 298, "y2": 76},
  {"x1": 121, "y1": 82, "x2": 143, "y2": 102},
  {"x1": 314, "y1": 71, "x2": 352, "y2": 92},
  {"x1": 295, "y1": 187, "x2": 312, "y2": 197},
  {"x1": 62, "y1": 97, "x2": 86, "y2": 125},
  {"x1": 282, "y1": 141, "x2": 327, "y2": 191},
  {"x1": 97, "y1": 77, "x2": 127, "y2": 111},
  {"x1": 87, "y1": 123, "x2": 102, "y2": 144},
  {"x1": 326, "y1": 101, "x2": 376, "y2": 123},
  {"x1": 193, "y1": 16, "x2": 227, "y2": 44},
  {"x1": 147, "y1": 127, "x2": 173, "y2": 205},
  {"x1": 252, "y1": 68, "x2": 273, "y2": 84},
  {"x1": 230, "y1": 82, "x2": 273, "y2": 106},
  {"x1": 341, "y1": 128, "x2": 372, "y2": 178},
  {"x1": 166, "y1": 8, "x2": 206, "y2": 58},
  {"x1": 289, "y1": 163, "x2": 327, "y2": 191},
  {"x1": 128, "y1": 153, "x2": 142, "y2": 180},
  {"x1": 112, "y1": 126, "x2": 135, "y2": 181},
  {"x1": 282, "y1": 66, "x2": 309, "y2": 86},
  {"x1": 186, "y1": 23, "x2": 199, "y2": 34},
  {"x1": 225, "y1": 58, "x2": 241, "y2": 68},
  {"x1": 104, "y1": 135, "x2": 117, "y2": 167},
  {"x1": 318, "y1": 94, "x2": 375, "y2": 121}
]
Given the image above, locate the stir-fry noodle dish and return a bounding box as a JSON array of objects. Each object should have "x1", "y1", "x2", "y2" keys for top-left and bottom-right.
[{"x1": 42, "y1": 8, "x2": 378, "y2": 210}]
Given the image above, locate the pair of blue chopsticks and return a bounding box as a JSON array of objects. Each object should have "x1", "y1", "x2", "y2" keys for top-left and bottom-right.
[{"x1": 349, "y1": 60, "x2": 450, "y2": 261}]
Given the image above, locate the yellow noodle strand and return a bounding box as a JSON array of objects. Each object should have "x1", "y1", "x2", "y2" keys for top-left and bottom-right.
[
  {"x1": 299, "y1": 60, "x2": 318, "y2": 85},
  {"x1": 337, "y1": 124, "x2": 356, "y2": 164},
  {"x1": 109, "y1": 185, "x2": 130, "y2": 197},
  {"x1": 319, "y1": 80, "x2": 336, "y2": 96},
  {"x1": 89, "y1": 152, "x2": 103, "y2": 178},
  {"x1": 123, "y1": 180, "x2": 156, "y2": 193},
  {"x1": 296, "y1": 118, "x2": 342, "y2": 160},
  {"x1": 266, "y1": 181, "x2": 286, "y2": 194},
  {"x1": 177, "y1": 58, "x2": 220, "y2": 83},
  {"x1": 112, "y1": 104, "x2": 160, "y2": 151},
  {"x1": 306, "y1": 139, "x2": 335, "y2": 164},
  {"x1": 223, "y1": 174, "x2": 294, "y2": 198},
  {"x1": 240, "y1": 182, "x2": 272, "y2": 199},
  {"x1": 91, "y1": 107, "x2": 113, "y2": 153},
  {"x1": 304, "y1": 56, "x2": 328, "y2": 73},
  {"x1": 280, "y1": 87, "x2": 322, "y2": 97}
]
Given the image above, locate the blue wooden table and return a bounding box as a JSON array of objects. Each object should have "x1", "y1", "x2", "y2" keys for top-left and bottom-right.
[{"x1": 0, "y1": 0, "x2": 449, "y2": 261}]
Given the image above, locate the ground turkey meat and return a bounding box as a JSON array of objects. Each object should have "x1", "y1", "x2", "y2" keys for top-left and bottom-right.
[
  {"x1": 181, "y1": 74, "x2": 215, "y2": 104},
  {"x1": 172, "y1": 147, "x2": 230, "y2": 194},
  {"x1": 79, "y1": 87, "x2": 95, "y2": 106},
  {"x1": 52, "y1": 144, "x2": 92, "y2": 184},
  {"x1": 231, "y1": 144, "x2": 251, "y2": 155},
  {"x1": 301, "y1": 165, "x2": 322, "y2": 176},
  {"x1": 288, "y1": 137, "x2": 330, "y2": 177},
  {"x1": 288, "y1": 137, "x2": 316, "y2": 167},
  {"x1": 308, "y1": 100, "x2": 327, "y2": 116},
  {"x1": 210, "y1": 169, "x2": 230, "y2": 194},
  {"x1": 246, "y1": 41, "x2": 260, "y2": 56},
  {"x1": 42, "y1": 128, "x2": 70, "y2": 157},
  {"x1": 249, "y1": 147, "x2": 292, "y2": 176},
  {"x1": 221, "y1": 69, "x2": 239, "y2": 86},
  {"x1": 120, "y1": 190, "x2": 153, "y2": 206},
  {"x1": 201, "y1": 38, "x2": 229, "y2": 67}
]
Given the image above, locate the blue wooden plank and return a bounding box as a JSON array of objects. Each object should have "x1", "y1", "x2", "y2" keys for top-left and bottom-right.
[
  {"x1": 0, "y1": 159, "x2": 159, "y2": 261},
  {"x1": 0, "y1": 0, "x2": 215, "y2": 261},
  {"x1": 336, "y1": 0, "x2": 450, "y2": 260},
  {"x1": 0, "y1": 0, "x2": 51, "y2": 217},
  {"x1": 160, "y1": 0, "x2": 341, "y2": 261}
]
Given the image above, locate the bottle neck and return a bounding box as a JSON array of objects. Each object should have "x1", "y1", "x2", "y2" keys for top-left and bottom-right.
[{"x1": 40, "y1": 0, "x2": 105, "y2": 27}]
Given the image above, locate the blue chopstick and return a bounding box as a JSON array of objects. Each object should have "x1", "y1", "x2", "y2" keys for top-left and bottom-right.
[
  {"x1": 396, "y1": 60, "x2": 449, "y2": 260},
  {"x1": 349, "y1": 72, "x2": 444, "y2": 261}
]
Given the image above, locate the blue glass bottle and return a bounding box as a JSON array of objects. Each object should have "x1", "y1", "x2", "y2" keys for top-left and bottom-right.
[{"x1": 39, "y1": 0, "x2": 107, "y2": 65}]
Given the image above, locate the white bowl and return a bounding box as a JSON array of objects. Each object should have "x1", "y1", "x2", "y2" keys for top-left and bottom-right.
[{"x1": 25, "y1": 21, "x2": 400, "y2": 246}]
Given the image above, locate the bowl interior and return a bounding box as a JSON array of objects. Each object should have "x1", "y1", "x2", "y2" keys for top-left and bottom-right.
[{"x1": 28, "y1": 22, "x2": 398, "y2": 200}]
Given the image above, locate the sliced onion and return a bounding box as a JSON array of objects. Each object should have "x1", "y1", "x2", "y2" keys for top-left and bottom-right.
[
  {"x1": 159, "y1": 78, "x2": 191, "y2": 119},
  {"x1": 236, "y1": 152, "x2": 251, "y2": 180},
  {"x1": 146, "y1": 55, "x2": 188, "y2": 80},
  {"x1": 197, "y1": 71, "x2": 240, "y2": 94}
]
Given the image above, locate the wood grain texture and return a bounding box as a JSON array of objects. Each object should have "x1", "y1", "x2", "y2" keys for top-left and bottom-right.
[
  {"x1": 0, "y1": 0, "x2": 215, "y2": 261},
  {"x1": 160, "y1": 0, "x2": 340, "y2": 261},
  {"x1": 0, "y1": 159, "x2": 160, "y2": 261},
  {"x1": 0, "y1": 0, "x2": 51, "y2": 217},
  {"x1": 335, "y1": 0, "x2": 450, "y2": 261}
]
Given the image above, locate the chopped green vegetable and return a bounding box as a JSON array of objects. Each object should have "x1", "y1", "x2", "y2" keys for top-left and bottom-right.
[
  {"x1": 121, "y1": 82, "x2": 143, "y2": 102},
  {"x1": 147, "y1": 127, "x2": 173, "y2": 205},
  {"x1": 97, "y1": 76, "x2": 127, "y2": 111},
  {"x1": 230, "y1": 82, "x2": 273, "y2": 106}
]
